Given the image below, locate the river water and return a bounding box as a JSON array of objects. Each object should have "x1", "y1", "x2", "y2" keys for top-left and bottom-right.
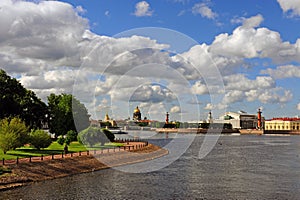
[{"x1": 2, "y1": 133, "x2": 300, "y2": 200}]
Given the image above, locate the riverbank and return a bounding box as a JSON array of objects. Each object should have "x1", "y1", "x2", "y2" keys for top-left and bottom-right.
[{"x1": 0, "y1": 144, "x2": 168, "y2": 191}]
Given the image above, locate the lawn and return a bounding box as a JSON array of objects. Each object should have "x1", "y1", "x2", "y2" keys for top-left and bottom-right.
[{"x1": 0, "y1": 141, "x2": 124, "y2": 160}]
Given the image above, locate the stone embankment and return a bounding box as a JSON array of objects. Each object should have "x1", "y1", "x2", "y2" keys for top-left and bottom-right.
[{"x1": 0, "y1": 143, "x2": 168, "y2": 191}]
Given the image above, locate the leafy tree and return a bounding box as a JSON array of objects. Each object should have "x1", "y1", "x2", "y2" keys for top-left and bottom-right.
[
  {"x1": 78, "y1": 127, "x2": 114, "y2": 147},
  {"x1": 0, "y1": 118, "x2": 29, "y2": 154},
  {"x1": 20, "y1": 90, "x2": 48, "y2": 129},
  {"x1": 29, "y1": 129, "x2": 52, "y2": 150},
  {"x1": 48, "y1": 93, "x2": 90, "y2": 137},
  {"x1": 0, "y1": 70, "x2": 26, "y2": 119},
  {"x1": 0, "y1": 69, "x2": 47, "y2": 129}
]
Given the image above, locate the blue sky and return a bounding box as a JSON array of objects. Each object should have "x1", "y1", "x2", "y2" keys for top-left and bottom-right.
[
  {"x1": 71, "y1": 0, "x2": 300, "y2": 43},
  {"x1": 1, "y1": 0, "x2": 300, "y2": 121}
]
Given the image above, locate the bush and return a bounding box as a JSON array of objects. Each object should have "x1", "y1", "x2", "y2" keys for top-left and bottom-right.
[
  {"x1": 57, "y1": 135, "x2": 65, "y2": 145},
  {"x1": 66, "y1": 130, "x2": 77, "y2": 142},
  {"x1": 78, "y1": 127, "x2": 115, "y2": 147},
  {"x1": 29, "y1": 129, "x2": 52, "y2": 150},
  {"x1": 0, "y1": 117, "x2": 29, "y2": 154},
  {"x1": 56, "y1": 130, "x2": 77, "y2": 146}
]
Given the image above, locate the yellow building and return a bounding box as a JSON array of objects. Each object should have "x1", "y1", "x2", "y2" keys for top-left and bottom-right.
[
  {"x1": 103, "y1": 113, "x2": 117, "y2": 127},
  {"x1": 264, "y1": 118, "x2": 300, "y2": 131}
]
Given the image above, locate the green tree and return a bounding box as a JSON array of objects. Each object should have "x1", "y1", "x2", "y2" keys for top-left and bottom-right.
[
  {"x1": 78, "y1": 127, "x2": 114, "y2": 147},
  {"x1": 48, "y1": 93, "x2": 90, "y2": 137},
  {"x1": 0, "y1": 118, "x2": 29, "y2": 154},
  {"x1": 29, "y1": 129, "x2": 52, "y2": 150},
  {"x1": 0, "y1": 69, "x2": 47, "y2": 129},
  {"x1": 20, "y1": 90, "x2": 48, "y2": 129},
  {"x1": 66, "y1": 130, "x2": 77, "y2": 142}
]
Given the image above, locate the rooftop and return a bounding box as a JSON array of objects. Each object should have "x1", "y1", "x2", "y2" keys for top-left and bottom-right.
[{"x1": 267, "y1": 117, "x2": 300, "y2": 121}]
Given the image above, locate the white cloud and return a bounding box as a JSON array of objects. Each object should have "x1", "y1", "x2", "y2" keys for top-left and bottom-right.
[
  {"x1": 0, "y1": 1, "x2": 297, "y2": 119},
  {"x1": 129, "y1": 84, "x2": 176, "y2": 103},
  {"x1": 261, "y1": 65, "x2": 300, "y2": 79},
  {"x1": 277, "y1": 0, "x2": 300, "y2": 17},
  {"x1": 204, "y1": 103, "x2": 227, "y2": 110},
  {"x1": 190, "y1": 80, "x2": 208, "y2": 95},
  {"x1": 297, "y1": 103, "x2": 300, "y2": 111},
  {"x1": 170, "y1": 106, "x2": 181, "y2": 113},
  {"x1": 192, "y1": 2, "x2": 217, "y2": 19},
  {"x1": 224, "y1": 74, "x2": 275, "y2": 91},
  {"x1": 0, "y1": 0, "x2": 89, "y2": 74},
  {"x1": 224, "y1": 90, "x2": 245, "y2": 104},
  {"x1": 75, "y1": 6, "x2": 86, "y2": 14},
  {"x1": 208, "y1": 14, "x2": 300, "y2": 63},
  {"x1": 133, "y1": 1, "x2": 153, "y2": 17},
  {"x1": 245, "y1": 88, "x2": 293, "y2": 104},
  {"x1": 242, "y1": 14, "x2": 263, "y2": 28},
  {"x1": 204, "y1": 103, "x2": 214, "y2": 110}
]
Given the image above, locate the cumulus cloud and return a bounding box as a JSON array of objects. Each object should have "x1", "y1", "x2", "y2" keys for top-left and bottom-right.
[
  {"x1": 0, "y1": 0, "x2": 88, "y2": 72},
  {"x1": 129, "y1": 84, "x2": 176, "y2": 103},
  {"x1": 277, "y1": 0, "x2": 300, "y2": 17},
  {"x1": 190, "y1": 80, "x2": 208, "y2": 95},
  {"x1": 209, "y1": 14, "x2": 300, "y2": 63},
  {"x1": 242, "y1": 14, "x2": 263, "y2": 28},
  {"x1": 204, "y1": 103, "x2": 214, "y2": 110},
  {"x1": 261, "y1": 65, "x2": 300, "y2": 79},
  {"x1": 221, "y1": 73, "x2": 292, "y2": 105},
  {"x1": 224, "y1": 74, "x2": 275, "y2": 91},
  {"x1": 245, "y1": 88, "x2": 293, "y2": 104},
  {"x1": 170, "y1": 105, "x2": 181, "y2": 113},
  {"x1": 204, "y1": 103, "x2": 227, "y2": 110},
  {"x1": 133, "y1": 1, "x2": 153, "y2": 17},
  {"x1": 192, "y1": 1, "x2": 217, "y2": 19},
  {"x1": 0, "y1": 1, "x2": 297, "y2": 119}
]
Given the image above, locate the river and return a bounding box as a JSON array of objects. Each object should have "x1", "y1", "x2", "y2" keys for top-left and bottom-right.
[{"x1": 2, "y1": 132, "x2": 300, "y2": 200}]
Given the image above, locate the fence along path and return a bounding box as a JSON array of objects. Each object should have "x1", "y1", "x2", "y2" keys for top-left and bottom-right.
[{"x1": 1, "y1": 140, "x2": 148, "y2": 166}]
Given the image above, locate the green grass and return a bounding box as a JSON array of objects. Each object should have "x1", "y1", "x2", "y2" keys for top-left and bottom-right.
[{"x1": 0, "y1": 141, "x2": 124, "y2": 160}]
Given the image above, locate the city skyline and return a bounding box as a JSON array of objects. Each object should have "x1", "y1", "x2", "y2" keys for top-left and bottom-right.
[{"x1": 1, "y1": 0, "x2": 300, "y2": 121}]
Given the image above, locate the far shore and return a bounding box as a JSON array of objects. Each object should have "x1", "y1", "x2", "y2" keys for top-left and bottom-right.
[{"x1": 0, "y1": 144, "x2": 168, "y2": 191}]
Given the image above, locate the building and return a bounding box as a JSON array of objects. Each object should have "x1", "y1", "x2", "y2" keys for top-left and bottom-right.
[
  {"x1": 264, "y1": 118, "x2": 300, "y2": 132},
  {"x1": 215, "y1": 111, "x2": 259, "y2": 129},
  {"x1": 132, "y1": 106, "x2": 142, "y2": 121},
  {"x1": 103, "y1": 113, "x2": 117, "y2": 127}
]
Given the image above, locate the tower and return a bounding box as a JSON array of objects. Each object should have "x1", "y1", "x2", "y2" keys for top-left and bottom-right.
[
  {"x1": 257, "y1": 108, "x2": 262, "y2": 130},
  {"x1": 207, "y1": 110, "x2": 213, "y2": 123},
  {"x1": 166, "y1": 112, "x2": 169, "y2": 124}
]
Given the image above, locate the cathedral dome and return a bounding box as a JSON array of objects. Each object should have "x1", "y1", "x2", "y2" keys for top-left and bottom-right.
[{"x1": 134, "y1": 106, "x2": 140, "y2": 113}]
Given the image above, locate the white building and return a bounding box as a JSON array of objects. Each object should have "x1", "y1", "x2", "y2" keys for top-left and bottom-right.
[{"x1": 215, "y1": 111, "x2": 258, "y2": 129}]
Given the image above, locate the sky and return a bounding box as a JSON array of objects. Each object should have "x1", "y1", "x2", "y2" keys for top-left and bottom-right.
[{"x1": 1, "y1": 0, "x2": 300, "y2": 121}]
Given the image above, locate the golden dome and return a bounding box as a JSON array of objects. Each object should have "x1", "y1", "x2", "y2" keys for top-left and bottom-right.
[
  {"x1": 104, "y1": 113, "x2": 110, "y2": 121},
  {"x1": 134, "y1": 106, "x2": 140, "y2": 113}
]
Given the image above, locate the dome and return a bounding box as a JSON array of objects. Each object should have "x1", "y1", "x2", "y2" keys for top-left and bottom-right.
[{"x1": 134, "y1": 106, "x2": 140, "y2": 113}]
